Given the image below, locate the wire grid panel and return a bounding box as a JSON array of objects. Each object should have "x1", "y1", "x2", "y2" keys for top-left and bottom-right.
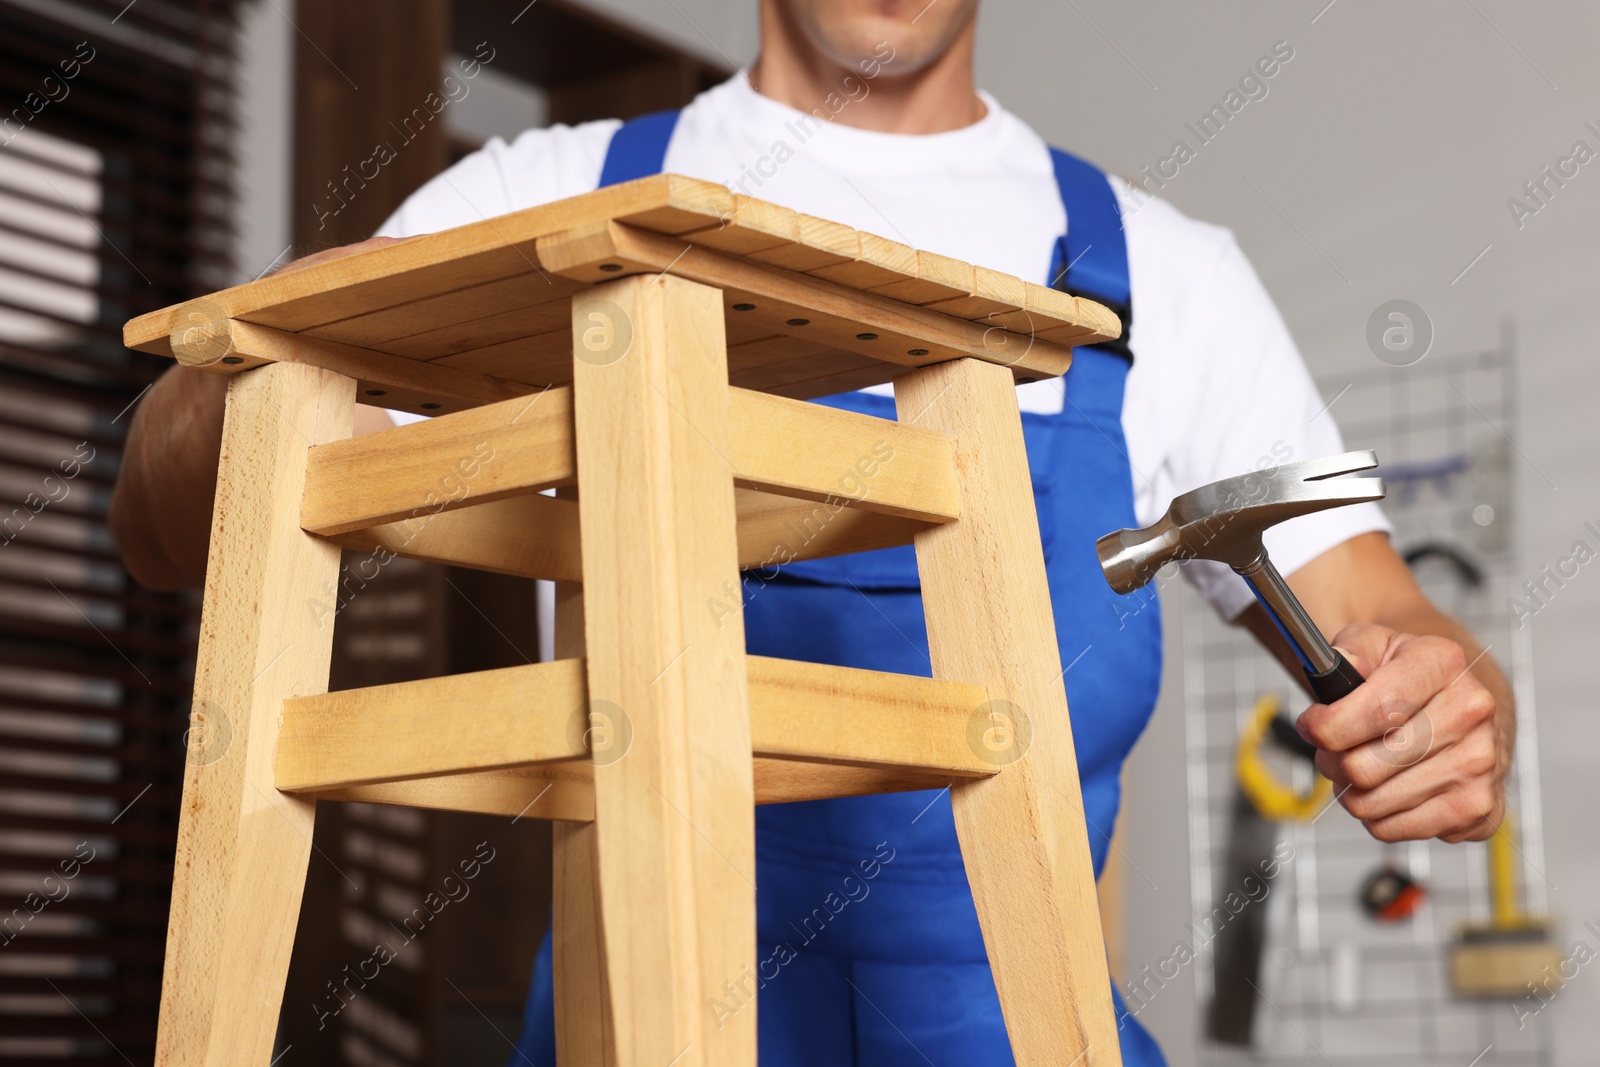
[{"x1": 1179, "y1": 345, "x2": 1554, "y2": 1066}]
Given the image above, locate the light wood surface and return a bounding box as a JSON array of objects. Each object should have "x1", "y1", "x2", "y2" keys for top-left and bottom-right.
[
  {"x1": 550, "y1": 558, "x2": 616, "y2": 1067},
  {"x1": 124, "y1": 175, "x2": 733, "y2": 348},
  {"x1": 126, "y1": 175, "x2": 1119, "y2": 406},
  {"x1": 299, "y1": 756, "x2": 966, "y2": 816},
  {"x1": 302, "y1": 384, "x2": 571, "y2": 536},
  {"x1": 171, "y1": 317, "x2": 534, "y2": 414},
  {"x1": 154, "y1": 362, "x2": 353, "y2": 1067},
  {"x1": 573, "y1": 274, "x2": 756, "y2": 1067},
  {"x1": 335, "y1": 486, "x2": 928, "y2": 584},
  {"x1": 275, "y1": 655, "x2": 995, "y2": 793},
  {"x1": 896, "y1": 357, "x2": 1121, "y2": 1067},
  {"x1": 301, "y1": 381, "x2": 960, "y2": 536},
  {"x1": 337, "y1": 492, "x2": 584, "y2": 581},
  {"x1": 538, "y1": 221, "x2": 1076, "y2": 384},
  {"x1": 320, "y1": 765, "x2": 595, "y2": 821}
]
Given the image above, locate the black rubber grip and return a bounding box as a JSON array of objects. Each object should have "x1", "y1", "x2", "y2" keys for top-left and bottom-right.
[{"x1": 1305, "y1": 650, "x2": 1365, "y2": 705}]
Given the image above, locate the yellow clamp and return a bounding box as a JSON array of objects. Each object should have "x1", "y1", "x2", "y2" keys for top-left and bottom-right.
[{"x1": 1236, "y1": 693, "x2": 1332, "y2": 822}]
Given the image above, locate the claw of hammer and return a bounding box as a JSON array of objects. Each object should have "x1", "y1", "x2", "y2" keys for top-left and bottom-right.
[
  {"x1": 1098, "y1": 450, "x2": 1386, "y2": 592},
  {"x1": 1095, "y1": 450, "x2": 1388, "y2": 705}
]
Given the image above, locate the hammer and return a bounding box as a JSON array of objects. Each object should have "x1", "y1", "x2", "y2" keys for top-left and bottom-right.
[{"x1": 1096, "y1": 450, "x2": 1387, "y2": 704}]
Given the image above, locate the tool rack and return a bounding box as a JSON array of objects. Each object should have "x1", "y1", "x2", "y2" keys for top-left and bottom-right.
[{"x1": 1178, "y1": 339, "x2": 1554, "y2": 1066}]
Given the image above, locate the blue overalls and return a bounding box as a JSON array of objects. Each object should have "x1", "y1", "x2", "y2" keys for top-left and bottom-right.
[{"x1": 513, "y1": 109, "x2": 1168, "y2": 1066}]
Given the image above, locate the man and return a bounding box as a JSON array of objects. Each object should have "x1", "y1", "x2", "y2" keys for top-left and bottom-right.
[{"x1": 111, "y1": 1, "x2": 1511, "y2": 1063}]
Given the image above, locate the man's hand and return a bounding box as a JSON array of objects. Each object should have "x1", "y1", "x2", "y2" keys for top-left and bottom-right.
[
  {"x1": 1295, "y1": 622, "x2": 1504, "y2": 843},
  {"x1": 1237, "y1": 532, "x2": 1515, "y2": 845}
]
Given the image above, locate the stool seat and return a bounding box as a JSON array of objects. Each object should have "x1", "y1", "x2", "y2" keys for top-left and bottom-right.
[{"x1": 126, "y1": 176, "x2": 1127, "y2": 1067}]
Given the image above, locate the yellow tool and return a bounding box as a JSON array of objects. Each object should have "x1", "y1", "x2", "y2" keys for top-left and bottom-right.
[
  {"x1": 1448, "y1": 814, "x2": 1562, "y2": 997},
  {"x1": 1235, "y1": 693, "x2": 1332, "y2": 823}
]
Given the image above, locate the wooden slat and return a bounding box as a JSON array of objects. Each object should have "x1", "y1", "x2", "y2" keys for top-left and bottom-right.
[
  {"x1": 302, "y1": 386, "x2": 573, "y2": 536},
  {"x1": 729, "y1": 387, "x2": 959, "y2": 521},
  {"x1": 733, "y1": 488, "x2": 926, "y2": 570},
  {"x1": 277, "y1": 654, "x2": 992, "y2": 791},
  {"x1": 127, "y1": 175, "x2": 1121, "y2": 401},
  {"x1": 751, "y1": 760, "x2": 957, "y2": 805},
  {"x1": 895, "y1": 357, "x2": 1121, "y2": 1067},
  {"x1": 549, "y1": 520, "x2": 616, "y2": 1066},
  {"x1": 680, "y1": 193, "x2": 795, "y2": 256},
  {"x1": 336, "y1": 486, "x2": 928, "y2": 583},
  {"x1": 276, "y1": 658, "x2": 587, "y2": 790},
  {"x1": 868, "y1": 248, "x2": 974, "y2": 305},
  {"x1": 923, "y1": 265, "x2": 1029, "y2": 321},
  {"x1": 572, "y1": 273, "x2": 754, "y2": 1066},
  {"x1": 122, "y1": 175, "x2": 737, "y2": 355},
  {"x1": 173, "y1": 318, "x2": 535, "y2": 416},
  {"x1": 302, "y1": 381, "x2": 961, "y2": 535},
  {"x1": 320, "y1": 765, "x2": 595, "y2": 821},
  {"x1": 747, "y1": 211, "x2": 856, "y2": 272},
  {"x1": 746, "y1": 656, "x2": 990, "y2": 774},
  {"x1": 315, "y1": 758, "x2": 957, "y2": 816},
  {"x1": 536, "y1": 221, "x2": 1080, "y2": 382},
  {"x1": 303, "y1": 269, "x2": 571, "y2": 347},
  {"x1": 155, "y1": 362, "x2": 354, "y2": 1067},
  {"x1": 337, "y1": 492, "x2": 583, "y2": 581},
  {"x1": 378, "y1": 292, "x2": 575, "y2": 358},
  {"x1": 808, "y1": 231, "x2": 919, "y2": 289}
]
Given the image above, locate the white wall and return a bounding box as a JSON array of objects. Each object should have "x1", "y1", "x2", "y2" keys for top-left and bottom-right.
[{"x1": 232, "y1": 0, "x2": 293, "y2": 282}]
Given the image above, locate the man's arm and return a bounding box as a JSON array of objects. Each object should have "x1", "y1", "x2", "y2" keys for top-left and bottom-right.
[
  {"x1": 109, "y1": 238, "x2": 397, "y2": 590},
  {"x1": 1236, "y1": 531, "x2": 1510, "y2": 843}
]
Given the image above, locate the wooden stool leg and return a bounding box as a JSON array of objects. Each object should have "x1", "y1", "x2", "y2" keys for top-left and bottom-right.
[
  {"x1": 571, "y1": 274, "x2": 757, "y2": 1066},
  {"x1": 156, "y1": 362, "x2": 354, "y2": 1066},
  {"x1": 896, "y1": 358, "x2": 1122, "y2": 1067},
  {"x1": 553, "y1": 821, "x2": 614, "y2": 1065},
  {"x1": 551, "y1": 566, "x2": 617, "y2": 1066}
]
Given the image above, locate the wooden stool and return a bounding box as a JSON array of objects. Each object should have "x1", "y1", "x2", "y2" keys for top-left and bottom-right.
[{"x1": 126, "y1": 176, "x2": 1127, "y2": 1067}]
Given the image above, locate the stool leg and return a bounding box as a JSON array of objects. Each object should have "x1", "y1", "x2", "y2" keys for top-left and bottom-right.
[
  {"x1": 570, "y1": 274, "x2": 757, "y2": 1067},
  {"x1": 155, "y1": 362, "x2": 354, "y2": 1066},
  {"x1": 553, "y1": 821, "x2": 614, "y2": 1065},
  {"x1": 551, "y1": 565, "x2": 617, "y2": 1066},
  {"x1": 896, "y1": 358, "x2": 1122, "y2": 1067}
]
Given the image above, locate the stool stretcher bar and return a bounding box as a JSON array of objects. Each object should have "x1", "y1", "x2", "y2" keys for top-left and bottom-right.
[
  {"x1": 331, "y1": 488, "x2": 929, "y2": 584},
  {"x1": 300, "y1": 381, "x2": 961, "y2": 535},
  {"x1": 275, "y1": 654, "x2": 998, "y2": 794}
]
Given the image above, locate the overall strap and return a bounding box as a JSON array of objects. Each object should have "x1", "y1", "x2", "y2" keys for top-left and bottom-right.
[
  {"x1": 1047, "y1": 147, "x2": 1133, "y2": 362},
  {"x1": 598, "y1": 109, "x2": 682, "y2": 187}
]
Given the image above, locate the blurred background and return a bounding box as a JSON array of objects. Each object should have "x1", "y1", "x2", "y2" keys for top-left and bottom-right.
[{"x1": 0, "y1": 0, "x2": 1594, "y2": 1063}]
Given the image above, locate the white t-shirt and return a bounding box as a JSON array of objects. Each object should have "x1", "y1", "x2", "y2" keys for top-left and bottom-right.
[{"x1": 377, "y1": 72, "x2": 1389, "y2": 621}]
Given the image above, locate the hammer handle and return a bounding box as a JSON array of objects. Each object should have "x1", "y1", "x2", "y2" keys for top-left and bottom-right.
[{"x1": 1305, "y1": 651, "x2": 1365, "y2": 705}]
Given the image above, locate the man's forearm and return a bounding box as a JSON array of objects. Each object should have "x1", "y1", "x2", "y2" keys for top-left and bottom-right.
[{"x1": 110, "y1": 364, "x2": 228, "y2": 590}]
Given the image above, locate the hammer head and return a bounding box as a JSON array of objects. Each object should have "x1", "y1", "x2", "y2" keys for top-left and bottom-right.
[{"x1": 1098, "y1": 450, "x2": 1386, "y2": 594}]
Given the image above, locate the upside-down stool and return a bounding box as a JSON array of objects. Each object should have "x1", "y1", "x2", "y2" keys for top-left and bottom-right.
[{"x1": 124, "y1": 175, "x2": 1127, "y2": 1067}]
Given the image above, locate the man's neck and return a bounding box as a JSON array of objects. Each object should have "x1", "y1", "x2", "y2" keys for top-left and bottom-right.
[{"x1": 748, "y1": 7, "x2": 985, "y2": 134}]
